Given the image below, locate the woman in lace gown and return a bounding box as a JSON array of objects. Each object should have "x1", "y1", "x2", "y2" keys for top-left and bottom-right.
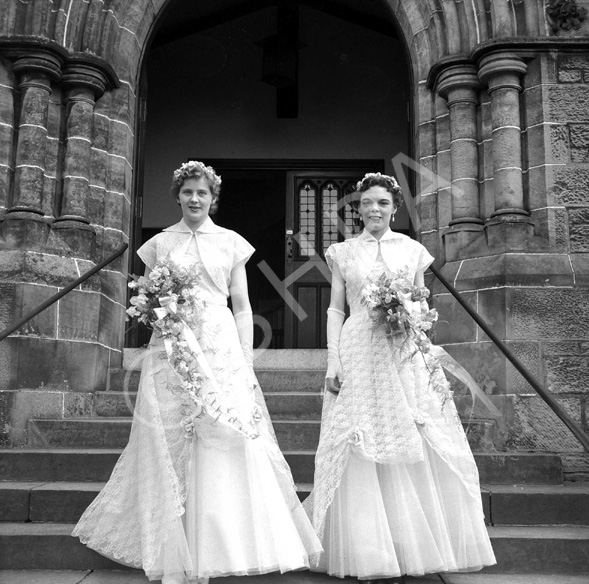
[
  {"x1": 73, "y1": 161, "x2": 322, "y2": 583},
  {"x1": 303, "y1": 173, "x2": 495, "y2": 581}
]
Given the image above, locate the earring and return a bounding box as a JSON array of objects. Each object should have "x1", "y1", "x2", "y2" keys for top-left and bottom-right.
[{"x1": 391, "y1": 214, "x2": 395, "y2": 222}]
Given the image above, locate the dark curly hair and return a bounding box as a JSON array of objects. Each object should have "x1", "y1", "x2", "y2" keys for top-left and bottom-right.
[{"x1": 356, "y1": 172, "x2": 404, "y2": 209}]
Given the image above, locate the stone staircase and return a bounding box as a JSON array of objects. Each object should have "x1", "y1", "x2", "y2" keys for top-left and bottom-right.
[{"x1": 1, "y1": 349, "x2": 589, "y2": 575}]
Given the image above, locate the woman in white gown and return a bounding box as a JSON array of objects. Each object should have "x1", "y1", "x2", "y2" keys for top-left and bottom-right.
[
  {"x1": 303, "y1": 173, "x2": 496, "y2": 581},
  {"x1": 73, "y1": 161, "x2": 322, "y2": 583}
]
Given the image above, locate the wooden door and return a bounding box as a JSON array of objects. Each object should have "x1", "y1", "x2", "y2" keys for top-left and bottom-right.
[{"x1": 283, "y1": 170, "x2": 370, "y2": 348}]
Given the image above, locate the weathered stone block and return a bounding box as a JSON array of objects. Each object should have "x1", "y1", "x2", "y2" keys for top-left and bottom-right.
[
  {"x1": 108, "y1": 120, "x2": 129, "y2": 159},
  {"x1": 530, "y1": 208, "x2": 568, "y2": 252},
  {"x1": 549, "y1": 86, "x2": 589, "y2": 122},
  {"x1": 569, "y1": 123, "x2": 589, "y2": 148},
  {"x1": 569, "y1": 208, "x2": 589, "y2": 252},
  {"x1": 435, "y1": 114, "x2": 450, "y2": 151},
  {"x1": 92, "y1": 112, "x2": 110, "y2": 151},
  {"x1": 546, "y1": 355, "x2": 589, "y2": 393},
  {"x1": 571, "y1": 147, "x2": 589, "y2": 162},
  {"x1": 419, "y1": 120, "x2": 436, "y2": 157},
  {"x1": 507, "y1": 395, "x2": 584, "y2": 452},
  {"x1": 21, "y1": 251, "x2": 79, "y2": 288},
  {"x1": 570, "y1": 254, "x2": 589, "y2": 286},
  {"x1": 522, "y1": 85, "x2": 545, "y2": 128},
  {"x1": 558, "y1": 69, "x2": 583, "y2": 83},
  {"x1": 87, "y1": 184, "x2": 105, "y2": 225},
  {"x1": 90, "y1": 147, "x2": 108, "y2": 186},
  {"x1": 559, "y1": 54, "x2": 589, "y2": 73},
  {"x1": 98, "y1": 228, "x2": 128, "y2": 271},
  {"x1": 98, "y1": 296, "x2": 125, "y2": 349},
  {"x1": 103, "y1": 190, "x2": 124, "y2": 230},
  {"x1": 14, "y1": 282, "x2": 58, "y2": 338},
  {"x1": 58, "y1": 290, "x2": 100, "y2": 342},
  {"x1": 64, "y1": 392, "x2": 95, "y2": 417},
  {"x1": 420, "y1": 193, "x2": 437, "y2": 232},
  {"x1": 12, "y1": 336, "x2": 110, "y2": 392},
  {"x1": 561, "y1": 453, "x2": 589, "y2": 480},
  {"x1": 106, "y1": 154, "x2": 126, "y2": 194},
  {"x1": 0, "y1": 389, "x2": 65, "y2": 446},
  {"x1": 47, "y1": 91, "x2": 62, "y2": 138},
  {"x1": 441, "y1": 342, "x2": 507, "y2": 395},
  {"x1": 0, "y1": 86, "x2": 14, "y2": 127},
  {"x1": 544, "y1": 340, "x2": 587, "y2": 356},
  {"x1": 506, "y1": 341, "x2": 542, "y2": 395},
  {"x1": 549, "y1": 124, "x2": 569, "y2": 163},
  {"x1": 430, "y1": 291, "x2": 478, "y2": 344},
  {"x1": 64, "y1": 142, "x2": 91, "y2": 178},
  {"x1": 0, "y1": 164, "x2": 12, "y2": 211},
  {"x1": 553, "y1": 167, "x2": 589, "y2": 206},
  {"x1": 511, "y1": 288, "x2": 589, "y2": 340}
]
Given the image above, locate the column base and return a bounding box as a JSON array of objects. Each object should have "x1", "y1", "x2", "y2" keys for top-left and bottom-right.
[
  {"x1": 50, "y1": 220, "x2": 96, "y2": 259},
  {"x1": 0, "y1": 212, "x2": 51, "y2": 249},
  {"x1": 443, "y1": 219, "x2": 486, "y2": 262},
  {"x1": 486, "y1": 209, "x2": 537, "y2": 253}
]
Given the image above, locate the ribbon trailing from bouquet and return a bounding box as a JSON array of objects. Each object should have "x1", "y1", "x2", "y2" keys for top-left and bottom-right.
[
  {"x1": 429, "y1": 344, "x2": 505, "y2": 428},
  {"x1": 158, "y1": 315, "x2": 260, "y2": 440}
]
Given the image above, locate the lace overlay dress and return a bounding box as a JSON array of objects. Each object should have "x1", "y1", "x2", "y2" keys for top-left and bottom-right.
[
  {"x1": 303, "y1": 230, "x2": 495, "y2": 579},
  {"x1": 72, "y1": 218, "x2": 322, "y2": 583}
]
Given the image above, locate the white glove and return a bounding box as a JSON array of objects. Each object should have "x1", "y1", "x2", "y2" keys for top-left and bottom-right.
[
  {"x1": 326, "y1": 307, "x2": 345, "y2": 381},
  {"x1": 234, "y1": 310, "x2": 254, "y2": 367}
]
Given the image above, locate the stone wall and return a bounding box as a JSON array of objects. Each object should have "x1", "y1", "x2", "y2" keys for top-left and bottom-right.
[{"x1": 0, "y1": 43, "x2": 131, "y2": 445}]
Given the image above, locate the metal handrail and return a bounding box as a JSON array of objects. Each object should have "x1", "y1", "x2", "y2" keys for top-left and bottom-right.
[
  {"x1": 0, "y1": 243, "x2": 128, "y2": 343},
  {"x1": 430, "y1": 264, "x2": 589, "y2": 453}
]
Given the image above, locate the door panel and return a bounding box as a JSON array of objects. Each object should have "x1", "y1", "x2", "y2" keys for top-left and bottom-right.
[{"x1": 284, "y1": 169, "x2": 376, "y2": 348}]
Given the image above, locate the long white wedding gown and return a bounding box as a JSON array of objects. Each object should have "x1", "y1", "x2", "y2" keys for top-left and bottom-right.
[
  {"x1": 73, "y1": 218, "x2": 322, "y2": 583},
  {"x1": 303, "y1": 229, "x2": 496, "y2": 579}
]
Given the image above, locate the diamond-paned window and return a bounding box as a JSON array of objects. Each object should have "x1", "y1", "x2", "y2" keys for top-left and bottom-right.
[
  {"x1": 298, "y1": 182, "x2": 316, "y2": 257},
  {"x1": 321, "y1": 182, "x2": 340, "y2": 252}
]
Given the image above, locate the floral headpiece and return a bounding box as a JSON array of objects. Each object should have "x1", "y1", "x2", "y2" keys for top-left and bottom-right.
[
  {"x1": 356, "y1": 172, "x2": 400, "y2": 193},
  {"x1": 172, "y1": 161, "x2": 222, "y2": 196}
]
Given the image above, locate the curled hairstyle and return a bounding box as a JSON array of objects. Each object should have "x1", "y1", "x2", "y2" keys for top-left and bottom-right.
[
  {"x1": 356, "y1": 172, "x2": 404, "y2": 209},
  {"x1": 171, "y1": 161, "x2": 222, "y2": 214}
]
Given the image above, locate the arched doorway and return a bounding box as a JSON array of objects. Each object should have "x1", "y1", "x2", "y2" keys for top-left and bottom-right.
[{"x1": 131, "y1": 0, "x2": 411, "y2": 348}]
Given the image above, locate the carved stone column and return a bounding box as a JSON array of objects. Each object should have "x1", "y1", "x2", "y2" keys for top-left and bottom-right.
[
  {"x1": 478, "y1": 52, "x2": 534, "y2": 247},
  {"x1": 52, "y1": 56, "x2": 111, "y2": 257},
  {"x1": 435, "y1": 63, "x2": 484, "y2": 260},
  {"x1": 2, "y1": 49, "x2": 63, "y2": 247}
]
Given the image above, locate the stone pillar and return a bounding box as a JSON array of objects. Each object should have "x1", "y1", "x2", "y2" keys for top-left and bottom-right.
[
  {"x1": 2, "y1": 50, "x2": 62, "y2": 248},
  {"x1": 51, "y1": 58, "x2": 108, "y2": 258},
  {"x1": 478, "y1": 52, "x2": 534, "y2": 248},
  {"x1": 435, "y1": 64, "x2": 484, "y2": 260}
]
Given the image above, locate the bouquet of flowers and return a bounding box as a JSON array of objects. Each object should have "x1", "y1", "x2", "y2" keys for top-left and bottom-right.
[
  {"x1": 361, "y1": 272, "x2": 438, "y2": 352},
  {"x1": 126, "y1": 261, "x2": 204, "y2": 330},
  {"x1": 126, "y1": 261, "x2": 259, "y2": 440}
]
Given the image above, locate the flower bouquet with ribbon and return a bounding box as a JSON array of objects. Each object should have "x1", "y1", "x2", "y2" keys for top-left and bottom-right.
[
  {"x1": 127, "y1": 261, "x2": 259, "y2": 440},
  {"x1": 361, "y1": 271, "x2": 438, "y2": 352}
]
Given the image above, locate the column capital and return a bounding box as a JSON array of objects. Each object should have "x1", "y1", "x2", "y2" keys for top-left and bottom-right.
[
  {"x1": 62, "y1": 52, "x2": 120, "y2": 100},
  {"x1": 434, "y1": 63, "x2": 481, "y2": 105},
  {"x1": 478, "y1": 51, "x2": 527, "y2": 92}
]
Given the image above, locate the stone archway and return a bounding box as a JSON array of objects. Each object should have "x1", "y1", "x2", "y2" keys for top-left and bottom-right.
[{"x1": 2, "y1": 0, "x2": 589, "y2": 473}]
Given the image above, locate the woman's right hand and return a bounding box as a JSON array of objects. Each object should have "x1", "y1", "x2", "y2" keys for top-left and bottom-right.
[{"x1": 325, "y1": 377, "x2": 341, "y2": 396}]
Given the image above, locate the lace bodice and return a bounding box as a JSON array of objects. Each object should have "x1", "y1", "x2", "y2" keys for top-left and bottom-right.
[{"x1": 325, "y1": 229, "x2": 433, "y2": 313}]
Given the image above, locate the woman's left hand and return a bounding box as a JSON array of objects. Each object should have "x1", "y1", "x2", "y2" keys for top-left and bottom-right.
[{"x1": 325, "y1": 377, "x2": 341, "y2": 396}]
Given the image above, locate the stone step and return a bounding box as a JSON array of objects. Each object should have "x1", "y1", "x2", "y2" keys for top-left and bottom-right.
[
  {"x1": 27, "y1": 418, "x2": 323, "y2": 451},
  {"x1": 0, "y1": 449, "x2": 563, "y2": 485},
  {"x1": 0, "y1": 481, "x2": 313, "y2": 524},
  {"x1": 95, "y1": 391, "x2": 324, "y2": 420},
  {"x1": 2, "y1": 482, "x2": 588, "y2": 526},
  {"x1": 1, "y1": 523, "x2": 588, "y2": 573},
  {"x1": 107, "y1": 368, "x2": 326, "y2": 394},
  {"x1": 0, "y1": 448, "x2": 316, "y2": 484},
  {"x1": 27, "y1": 417, "x2": 501, "y2": 453}
]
